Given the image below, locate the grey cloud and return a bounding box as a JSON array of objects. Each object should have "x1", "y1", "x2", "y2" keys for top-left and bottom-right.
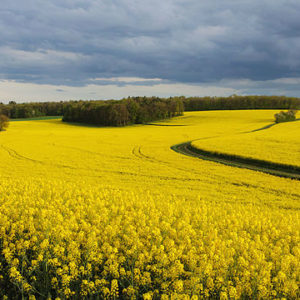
[{"x1": 1, "y1": 0, "x2": 300, "y2": 92}]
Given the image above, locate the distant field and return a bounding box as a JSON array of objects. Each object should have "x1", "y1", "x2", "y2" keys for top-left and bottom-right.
[
  {"x1": 0, "y1": 110, "x2": 299, "y2": 299},
  {"x1": 192, "y1": 117, "x2": 300, "y2": 168}
]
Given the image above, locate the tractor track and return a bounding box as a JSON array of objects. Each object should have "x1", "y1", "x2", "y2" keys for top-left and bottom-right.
[
  {"x1": 171, "y1": 141, "x2": 300, "y2": 181},
  {"x1": 132, "y1": 145, "x2": 300, "y2": 199}
]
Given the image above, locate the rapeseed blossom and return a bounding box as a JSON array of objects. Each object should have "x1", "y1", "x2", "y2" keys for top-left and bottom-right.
[
  {"x1": 192, "y1": 118, "x2": 300, "y2": 167},
  {"x1": 0, "y1": 179, "x2": 299, "y2": 298},
  {"x1": 0, "y1": 110, "x2": 299, "y2": 298}
]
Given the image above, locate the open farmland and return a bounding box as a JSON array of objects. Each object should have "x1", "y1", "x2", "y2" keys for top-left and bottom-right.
[
  {"x1": 192, "y1": 117, "x2": 300, "y2": 168},
  {"x1": 0, "y1": 110, "x2": 299, "y2": 298}
]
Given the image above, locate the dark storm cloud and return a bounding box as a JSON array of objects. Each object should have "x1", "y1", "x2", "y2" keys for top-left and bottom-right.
[{"x1": 1, "y1": 0, "x2": 300, "y2": 87}]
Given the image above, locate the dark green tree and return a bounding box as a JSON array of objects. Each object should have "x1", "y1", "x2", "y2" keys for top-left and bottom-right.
[{"x1": 0, "y1": 114, "x2": 9, "y2": 131}]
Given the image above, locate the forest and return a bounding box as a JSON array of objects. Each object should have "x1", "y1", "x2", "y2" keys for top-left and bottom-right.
[
  {"x1": 182, "y1": 95, "x2": 300, "y2": 111},
  {"x1": 62, "y1": 97, "x2": 184, "y2": 126},
  {"x1": 0, "y1": 95, "x2": 299, "y2": 126},
  {"x1": 0, "y1": 101, "x2": 67, "y2": 119}
]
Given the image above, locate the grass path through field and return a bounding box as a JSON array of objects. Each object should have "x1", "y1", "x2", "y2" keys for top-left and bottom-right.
[
  {"x1": 171, "y1": 140, "x2": 300, "y2": 180},
  {"x1": 172, "y1": 118, "x2": 300, "y2": 180}
]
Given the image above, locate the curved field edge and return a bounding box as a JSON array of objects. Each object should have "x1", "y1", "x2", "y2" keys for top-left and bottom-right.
[
  {"x1": 193, "y1": 119, "x2": 300, "y2": 168},
  {"x1": 171, "y1": 141, "x2": 300, "y2": 180}
]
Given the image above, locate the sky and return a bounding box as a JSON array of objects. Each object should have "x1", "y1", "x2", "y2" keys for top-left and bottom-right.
[{"x1": 1, "y1": 0, "x2": 300, "y2": 102}]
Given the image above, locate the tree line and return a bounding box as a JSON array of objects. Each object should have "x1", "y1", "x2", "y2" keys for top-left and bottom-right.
[
  {"x1": 0, "y1": 101, "x2": 67, "y2": 119},
  {"x1": 1, "y1": 95, "x2": 300, "y2": 127},
  {"x1": 62, "y1": 97, "x2": 184, "y2": 126},
  {"x1": 182, "y1": 95, "x2": 300, "y2": 111}
]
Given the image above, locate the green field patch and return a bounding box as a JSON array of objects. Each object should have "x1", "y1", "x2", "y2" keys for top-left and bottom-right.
[{"x1": 10, "y1": 116, "x2": 62, "y2": 121}]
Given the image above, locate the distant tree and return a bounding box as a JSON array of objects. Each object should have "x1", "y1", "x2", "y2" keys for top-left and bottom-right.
[
  {"x1": 0, "y1": 114, "x2": 9, "y2": 131},
  {"x1": 274, "y1": 110, "x2": 297, "y2": 123}
]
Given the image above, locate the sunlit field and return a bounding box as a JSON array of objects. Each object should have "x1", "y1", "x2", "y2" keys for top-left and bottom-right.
[
  {"x1": 0, "y1": 110, "x2": 299, "y2": 299},
  {"x1": 192, "y1": 116, "x2": 300, "y2": 168}
]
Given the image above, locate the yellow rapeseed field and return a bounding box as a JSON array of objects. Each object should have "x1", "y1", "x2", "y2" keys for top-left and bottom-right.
[
  {"x1": 192, "y1": 116, "x2": 300, "y2": 168},
  {"x1": 0, "y1": 110, "x2": 299, "y2": 299}
]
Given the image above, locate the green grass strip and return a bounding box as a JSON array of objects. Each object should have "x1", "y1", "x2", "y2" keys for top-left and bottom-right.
[
  {"x1": 10, "y1": 116, "x2": 62, "y2": 121},
  {"x1": 171, "y1": 141, "x2": 300, "y2": 180}
]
